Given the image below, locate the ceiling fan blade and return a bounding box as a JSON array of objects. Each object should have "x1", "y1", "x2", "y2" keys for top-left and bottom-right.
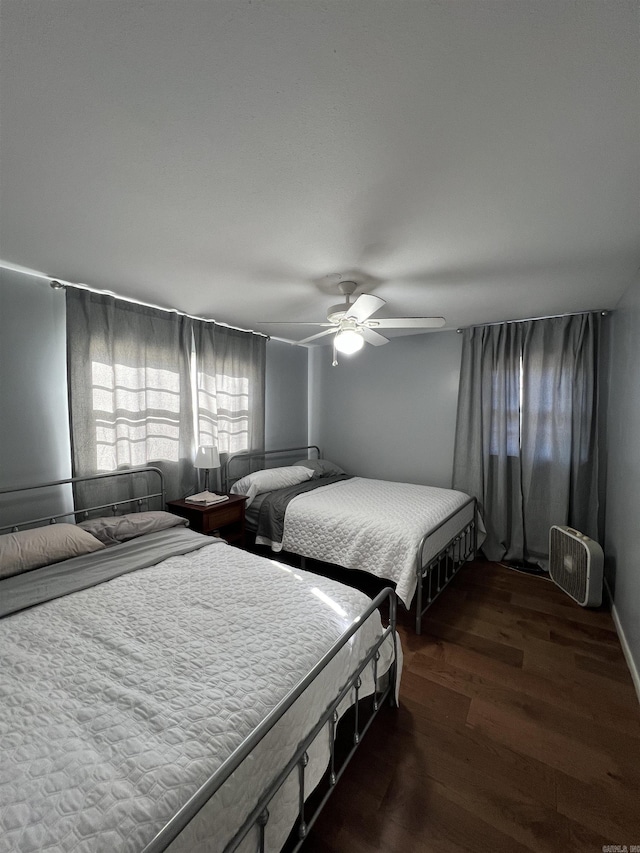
[
  {"x1": 367, "y1": 317, "x2": 446, "y2": 329},
  {"x1": 344, "y1": 293, "x2": 386, "y2": 323},
  {"x1": 360, "y1": 327, "x2": 389, "y2": 347},
  {"x1": 296, "y1": 329, "x2": 337, "y2": 345},
  {"x1": 258, "y1": 321, "x2": 333, "y2": 326}
]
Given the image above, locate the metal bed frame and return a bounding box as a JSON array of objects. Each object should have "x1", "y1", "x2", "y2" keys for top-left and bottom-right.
[
  {"x1": 0, "y1": 466, "x2": 166, "y2": 533},
  {"x1": 144, "y1": 587, "x2": 397, "y2": 853},
  {"x1": 221, "y1": 445, "x2": 322, "y2": 493},
  {"x1": 0, "y1": 465, "x2": 399, "y2": 852},
  {"x1": 223, "y1": 446, "x2": 479, "y2": 635},
  {"x1": 414, "y1": 495, "x2": 478, "y2": 634}
]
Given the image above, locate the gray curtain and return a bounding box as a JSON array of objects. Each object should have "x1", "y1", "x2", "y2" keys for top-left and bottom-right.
[
  {"x1": 453, "y1": 313, "x2": 601, "y2": 566},
  {"x1": 193, "y1": 320, "x2": 266, "y2": 466},
  {"x1": 67, "y1": 289, "x2": 196, "y2": 506}
]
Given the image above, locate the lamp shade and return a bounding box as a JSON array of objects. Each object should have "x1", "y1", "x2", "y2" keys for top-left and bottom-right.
[
  {"x1": 334, "y1": 329, "x2": 364, "y2": 354},
  {"x1": 194, "y1": 445, "x2": 220, "y2": 469}
]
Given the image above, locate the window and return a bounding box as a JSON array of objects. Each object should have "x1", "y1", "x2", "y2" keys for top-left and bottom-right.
[
  {"x1": 92, "y1": 360, "x2": 182, "y2": 469},
  {"x1": 67, "y1": 289, "x2": 266, "y2": 501},
  {"x1": 193, "y1": 319, "x2": 266, "y2": 460},
  {"x1": 490, "y1": 350, "x2": 574, "y2": 463},
  {"x1": 197, "y1": 369, "x2": 250, "y2": 454}
]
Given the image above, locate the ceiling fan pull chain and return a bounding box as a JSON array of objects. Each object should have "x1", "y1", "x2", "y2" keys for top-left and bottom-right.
[{"x1": 332, "y1": 339, "x2": 338, "y2": 367}]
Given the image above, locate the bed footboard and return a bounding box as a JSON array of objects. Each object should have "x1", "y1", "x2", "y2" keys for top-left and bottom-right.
[{"x1": 414, "y1": 496, "x2": 478, "y2": 635}]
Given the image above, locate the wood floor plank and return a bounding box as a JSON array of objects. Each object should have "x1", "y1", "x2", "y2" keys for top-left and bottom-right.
[
  {"x1": 398, "y1": 670, "x2": 472, "y2": 729},
  {"x1": 310, "y1": 772, "x2": 477, "y2": 853},
  {"x1": 420, "y1": 619, "x2": 526, "y2": 666},
  {"x1": 547, "y1": 627, "x2": 628, "y2": 663},
  {"x1": 428, "y1": 595, "x2": 626, "y2": 666},
  {"x1": 456, "y1": 565, "x2": 557, "y2": 598},
  {"x1": 466, "y1": 693, "x2": 640, "y2": 787},
  {"x1": 428, "y1": 601, "x2": 553, "y2": 645},
  {"x1": 574, "y1": 651, "x2": 636, "y2": 683},
  {"x1": 486, "y1": 685, "x2": 640, "y2": 772},
  {"x1": 379, "y1": 772, "x2": 536, "y2": 853},
  {"x1": 555, "y1": 769, "x2": 640, "y2": 840},
  {"x1": 413, "y1": 645, "x2": 640, "y2": 737},
  {"x1": 513, "y1": 631, "x2": 607, "y2": 669},
  {"x1": 385, "y1": 764, "x2": 565, "y2": 853},
  {"x1": 366, "y1": 709, "x2": 557, "y2": 809},
  {"x1": 375, "y1": 724, "x2": 559, "y2": 833},
  {"x1": 562, "y1": 817, "x2": 621, "y2": 853},
  {"x1": 303, "y1": 561, "x2": 640, "y2": 852},
  {"x1": 424, "y1": 613, "x2": 552, "y2": 659},
  {"x1": 460, "y1": 586, "x2": 513, "y2": 605},
  {"x1": 439, "y1": 594, "x2": 621, "y2": 648},
  {"x1": 524, "y1": 649, "x2": 640, "y2": 708},
  {"x1": 509, "y1": 590, "x2": 616, "y2": 628}
]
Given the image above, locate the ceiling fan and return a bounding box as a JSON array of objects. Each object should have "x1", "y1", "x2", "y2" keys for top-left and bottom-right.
[{"x1": 262, "y1": 281, "x2": 445, "y2": 363}]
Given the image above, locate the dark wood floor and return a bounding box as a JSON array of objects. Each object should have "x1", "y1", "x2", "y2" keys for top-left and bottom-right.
[{"x1": 302, "y1": 560, "x2": 640, "y2": 853}]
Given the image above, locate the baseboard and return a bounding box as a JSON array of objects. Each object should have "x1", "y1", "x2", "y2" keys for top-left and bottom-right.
[{"x1": 606, "y1": 580, "x2": 640, "y2": 705}]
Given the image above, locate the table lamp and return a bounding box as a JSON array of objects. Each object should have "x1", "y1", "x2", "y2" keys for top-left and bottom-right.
[{"x1": 194, "y1": 445, "x2": 220, "y2": 492}]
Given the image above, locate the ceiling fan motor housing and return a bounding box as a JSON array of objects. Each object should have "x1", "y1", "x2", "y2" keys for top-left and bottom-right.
[
  {"x1": 326, "y1": 302, "x2": 352, "y2": 323},
  {"x1": 327, "y1": 281, "x2": 359, "y2": 323}
]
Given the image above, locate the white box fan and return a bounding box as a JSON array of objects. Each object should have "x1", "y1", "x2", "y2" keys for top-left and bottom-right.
[{"x1": 549, "y1": 526, "x2": 604, "y2": 607}]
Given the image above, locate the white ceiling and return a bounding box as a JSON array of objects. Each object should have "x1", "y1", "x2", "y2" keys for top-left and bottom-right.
[{"x1": 1, "y1": 1, "x2": 638, "y2": 343}]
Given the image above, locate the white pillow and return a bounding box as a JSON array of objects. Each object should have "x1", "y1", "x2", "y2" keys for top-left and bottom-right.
[{"x1": 230, "y1": 465, "x2": 313, "y2": 506}]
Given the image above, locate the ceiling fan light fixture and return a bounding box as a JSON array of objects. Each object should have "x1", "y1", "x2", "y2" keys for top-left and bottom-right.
[{"x1": 334, "y1": 329, "x2": 364, "y2": 354}]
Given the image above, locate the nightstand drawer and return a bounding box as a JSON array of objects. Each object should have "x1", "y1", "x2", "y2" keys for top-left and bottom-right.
[{"x1": 200, "y1": 503, "x2": 242, "y2": 533}]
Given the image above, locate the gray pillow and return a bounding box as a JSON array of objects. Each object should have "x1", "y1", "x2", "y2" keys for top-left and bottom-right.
[
  {"x1": 0, "y1": 523, "x2": 105, "y2": 579},
  {"x1": 294, "y1": 459, "x2": 347, "y2": 478},
  {"x1": 78, "y1": 510, "x2": 188, "y2": 546}
]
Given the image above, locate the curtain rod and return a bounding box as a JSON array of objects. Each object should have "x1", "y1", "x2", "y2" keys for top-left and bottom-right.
[
  {"x1": 0, "y1": 261, "x2": 270, "y2": 340},
  {"x1": 456, "y1": 308, "x2": 609, "y2": 333}
]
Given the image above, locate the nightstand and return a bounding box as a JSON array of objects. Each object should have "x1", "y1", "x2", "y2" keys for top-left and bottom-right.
[{"x1": 166, "y1": 494, "x2": 248, "y2": 547}]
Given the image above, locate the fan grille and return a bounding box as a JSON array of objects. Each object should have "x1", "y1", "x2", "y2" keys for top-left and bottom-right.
[
  {"x1": 549, "y1": 525, "x2": 603, "y2": 606},
  {"x1": 549, "y1": 527, "x2": 588, "y2": 601}
]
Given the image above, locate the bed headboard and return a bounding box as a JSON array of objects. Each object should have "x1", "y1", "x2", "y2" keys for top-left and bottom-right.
[
  {"x1": 222, "y1": 446, "x2": 320, "y2": 492},
  {"x1": 0, "y1": 466, "x2": 165, "y2": 533}
]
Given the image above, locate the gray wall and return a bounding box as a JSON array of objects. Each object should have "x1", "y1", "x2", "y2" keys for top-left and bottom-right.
[
  {"x1": 309, "y1": 331, "x2": 462, "y2": 488},
  {"x1": 0, "y1": 269, "x2": 73, "y2": 526},
  {"x1": 265, "y1": 340, "x2": 308, "y2": 450},
  {"x1": 604, "y1": 273, "x2": 640, "y2": 688}
]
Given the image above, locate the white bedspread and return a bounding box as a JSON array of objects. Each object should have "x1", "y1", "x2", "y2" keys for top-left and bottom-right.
[
  {"x1": 280, "y1": 477, "x2": 476, "y2": 608},
  {"x1": 0, "y1": 541, "x2": 398, "y2": 853}
]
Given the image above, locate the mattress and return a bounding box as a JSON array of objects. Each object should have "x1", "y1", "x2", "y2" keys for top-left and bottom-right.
[
  {"x1": 256, "y1": 477, "x2": 477, "y2": 607},
  {"x1": 0, "y1": 531, "x2": 399, "y2": 853}
]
